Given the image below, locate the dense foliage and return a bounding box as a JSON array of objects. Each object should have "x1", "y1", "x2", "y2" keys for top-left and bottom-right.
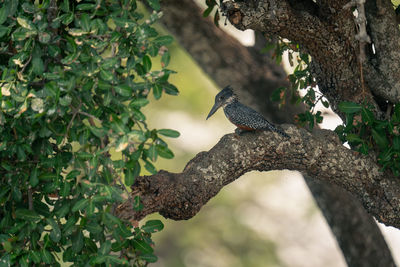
[
  {"x1": 267, "y1": 39, "x2": 400, "y2": 177},
  {"x1": 0, "y1": 0, "x2": 179, "y2": 265}
]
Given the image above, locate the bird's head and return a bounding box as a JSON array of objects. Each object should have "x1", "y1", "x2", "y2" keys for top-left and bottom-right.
[{"x1": 206, "y1": 86, "x2": 237, "y2": 120}]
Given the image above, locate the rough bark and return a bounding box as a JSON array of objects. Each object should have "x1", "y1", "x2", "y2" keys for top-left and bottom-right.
[
  {"x1": 155, "y1": 1, "x2": 396, "y2": 265},
  {"x1": 137, "y1": 0, "x2": 398, "y2": 265},
  {"x1": 305, "y1": 178, "x2": 396, "y2": 267},
  {"x1": 116, "y1": 126, "x2": 400, "y2": 229},
  {"x1": 222, "y1": 0, "x2": 388, "y2": 117},
  {"x1": 158, "y1": 0, "x2": 305, "y2": 124},
  {"x1": 364, "y1": 0, "x2": 400, "y2": 103}
]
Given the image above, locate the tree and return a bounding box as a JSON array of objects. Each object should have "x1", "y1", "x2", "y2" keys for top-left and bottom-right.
[
  {"x1": 1, "y1": 0, "x2": 399, "y2": 266},
  {"x1": 0, "y1": 0, "x2": 177, "y2": 265}
]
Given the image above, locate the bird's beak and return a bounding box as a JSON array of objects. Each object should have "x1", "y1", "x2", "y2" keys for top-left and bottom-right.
[{"x1": 206, "y1": 102, "x2": 221, "y2": 120}]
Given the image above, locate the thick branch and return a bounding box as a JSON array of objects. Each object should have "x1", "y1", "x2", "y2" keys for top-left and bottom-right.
[
  {"x1": 155, "y1": 1, "x2": 396, "y2": 264},
  {"x1": 160, "y1": 0, "x2": 305, "y2": 123},
  {"x1": 364, "y1": 0, "x2": 400, "y2": 103},
  {"x1": 305, "y1": 178, "x2": 396, "y2": 267},
  {"x1": 116, "y1": 126, "x2": 400, "y2": 229},
  {"x1": 222, "y1": 0, "x2": 380, "y2": 116}
]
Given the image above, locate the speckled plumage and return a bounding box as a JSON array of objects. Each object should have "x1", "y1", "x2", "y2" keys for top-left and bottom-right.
[{"x1": 207, "y1": 86, "x2": 290, "y2": 138}]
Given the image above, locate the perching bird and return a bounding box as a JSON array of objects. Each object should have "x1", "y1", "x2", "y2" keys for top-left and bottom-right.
[{"x1": 206, "y1": 86, "x2": 290, "y2": 138}]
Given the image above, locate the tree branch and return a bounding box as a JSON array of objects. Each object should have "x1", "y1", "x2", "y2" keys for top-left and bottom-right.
[
  {"x1": 160, "y1": 0, "x2": 305, "y2": 124},
  {"x1": 222, "y1": 0, "x2": 381, "y2": 117},
  {"x1": 305, "y1": 177, "x2": 396, "y2": 267},
  {"x1": 154, "y1": 1, "x2": 396, "y2": 264},
  {"x1": 364, "y1": 0, "x2": 400, "y2": 103},
  {"x1": 116, "y1": 126, "x2": 400, "y2": 228}
]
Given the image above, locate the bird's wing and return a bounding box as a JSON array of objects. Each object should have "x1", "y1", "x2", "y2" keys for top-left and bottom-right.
[{"x1": 232, "y1": 102, "x2": 272, "y2": 129}]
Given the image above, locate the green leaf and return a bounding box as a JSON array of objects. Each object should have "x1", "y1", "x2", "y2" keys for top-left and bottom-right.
[
  {"x1": 114, "y1": 85, "x2": 132, "y2": 97},
  {"x1": 62, "y1": 12, "x2": 74, "y2": 25},
  {"x1": 116, "y1": 135, "x2": 129, "y2": 152},
  {"x1": 148, "y1": 145, "x2": 157, "y2": 161},
  {"x1": 161, "y1": 51, "x2": 170, "y2": 67},
  {"x1": 124, "y1": 167, "x2": 135, "y2": 186},
  {"x1": 139, "y1": 254, "x2": 158, "y2": 263},
  {"x1": 270, "y1": 87, "x2": 285, "y2": 102},
  {"x1": 361, "y1": 107, "x2": 374, "y2": 124},
  {"x1": 38, "y1": 32, "x2": 51, "y2": 44},
  {"x1": 71, "y1": 231, "x2": 84, "y2": 253},
  {"x1": 157, "y1": 129, "x2": 180, "y2": 138},
  {"x1": 142, "y1": 55, "x2": 152, "y2": 73},
  {"x1": 66, "y1": 170, "x2": 81, "y2": 180},
  {"x1": 321, "y1": 99, "x2": 329, "y2": 108},
  {"x1": 125, "y1": 161, "x2": 140, "y2": 187},
  {"x1": 146, "y1": 0, "x2": 160, "y2": 10},
  {"x1": 338, "y1": 101, "x2": 361, "y2": 114},
  {"x1": 72, "y1": 198, "x2": 89, "y2": 212},
  {"x1": 76, "y1": 3, "x2": 95, "y2": 10},
  {"x1": 203, "y1": 6, "x2": 214, "y2": 17},
  {"x1": 88, "y1": 125, "x2": 106, "y2": 138},
  {"x1": 17, "y1": 17, "x2": 35, "y2": 30},
  {"x1": 32, "y1": 55, "x2": 44, "y2": 75},
  {"x1": 0, "y1": 25, "x2": 8, "y2": 38},
  {"x1": 47, "y1": 218, "x2": 61, "y2": 242},
  {"x1": 358, "y1": 142, "x2": 369, "y2": 155},
  {"x1": 144, "y1": 161, "x2": 157, "y2": 174},
  {"x1": 163, "y1": 83, "x2": 179, "y2": 95},
  {"x1": 372, "y1": 128, "x2": 388, "y2": 149},
  {"x1": 29, "y1": 168, "x2": 39, "y2": 187},
  {"x1": 80, "y1": 13, "x2": 90, "y2": 32},
  {"x1": 0, "y1": 5, "x2": 7, "y2": 25},
  {"x1": 393, "y1": 136, "x2": 400, "y2": 151},
  {"x1": 133, "y1": 239, "x2": 154, "y2": 254},
  {"x1": 156, "y1": 146, "x2": 174, "y2": 159},
  {"x1": 2, "y1": 240, "x2": 12, "y2": 252},
  {"x1": 346, "y1": 133, "x2": 363, "y2": 143},
  {"x1": 38, "y1": 173, "x2": 57, "y2": 182},
  {"x1": 100, "y1": 69, "x2": 114, "y2": 81},
  {"x1": 105, "y1": 256, "x2": 128, "y2": 265},
  {"x1": 19, "y1": 254, "x2": 29, "y2": 267},
  {"x1": 60, "y1": 181, "x2": 71, "y2": 197},
  {"x1": 29, "y1": 251, "x2": 41, "y2": 263},
  {"x1": 99, "y1": 240, "x2": 111, "y2": 255},
  {"x1": 15, "y1": 209, "x2": 41, "y2": 222},
  {"x1": 41, "y1": 249, "x2": 53, "y2": 264},
  {"x1": 153, "y1": 35, "x2": 174, "y2": 46},
  {"x1": 55, "y1": 202, "x2": 70, "y2": 218},
  {"x1": 130, "y1": 98, "x2": 149, "y2": 107},
  {"x1": 0, "y1": 254, "x2": 11, "y2": 267},
  {"x1": 141, "y1": 220, "x2": 164, "y2": 233},
  {"x1": 101, "y1": 58, "x2": 118, "y2": 69},
  {"x1": 153, "y1": 84, "x2": 162, "y2": 100},
  {"x1": 86, "y1": 221, "x2": 103, "y2": 234}
]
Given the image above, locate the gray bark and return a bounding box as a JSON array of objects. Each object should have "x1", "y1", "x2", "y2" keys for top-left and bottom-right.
[{"x1": 124, "y1": 0, "x2": 398, "y2": 265}]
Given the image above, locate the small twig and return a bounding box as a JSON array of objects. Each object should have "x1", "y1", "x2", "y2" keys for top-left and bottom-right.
[
  {"x1": 78, "y1": 111, "x2": 102, "y2": 123},
  {"x1": 386, "y1": 104, "x2": 393, "y2": 120},
  {"x1": 20, "y1": 55, "x2": 32, "y2": 74},
  {"x1": 62, "y1": 101, "x2": 82, "y2": 145},
  {"x1": 344, "y1": 0, "x2": 371, "y2": 96},
  {"x1": 28, "y1": 187, "x2": 33, "y2": 210}
]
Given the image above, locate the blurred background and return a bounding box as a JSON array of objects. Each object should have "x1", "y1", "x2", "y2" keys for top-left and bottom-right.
[{"x1": 141, "y1": 15, "x2": 400, "y2": 267}]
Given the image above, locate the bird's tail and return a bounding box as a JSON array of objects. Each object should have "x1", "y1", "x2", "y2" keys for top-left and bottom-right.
[{"x1": 264, "y1": 124, "x2": 290, "y2": 138}]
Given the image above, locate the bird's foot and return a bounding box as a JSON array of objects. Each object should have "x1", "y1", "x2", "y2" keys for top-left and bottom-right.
[{"x1": 235, "y1": 128, "x2": 252, "y2": 135}]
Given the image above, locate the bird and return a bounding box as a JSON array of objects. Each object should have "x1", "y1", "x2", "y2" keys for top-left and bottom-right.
[{"x1": 206, "y1": 86, "x2": 290, "y2": 138}]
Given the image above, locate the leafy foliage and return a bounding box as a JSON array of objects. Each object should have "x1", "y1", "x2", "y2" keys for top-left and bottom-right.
[
  {"x1": 267, "y1": 40, "x2": 327, "y2": 129},
  {"x1": 267, "y1": 40, "x2": 400, "y2": 176},
  {"x1": 0, "y1": 0, "x2": 178, "y2": 265},
  {"x1": 203, "y1": 0, "x2": 223, "y2": 26},
  {"x1": 335, "y1": 103, "x2": 400, "y2": 176}
]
